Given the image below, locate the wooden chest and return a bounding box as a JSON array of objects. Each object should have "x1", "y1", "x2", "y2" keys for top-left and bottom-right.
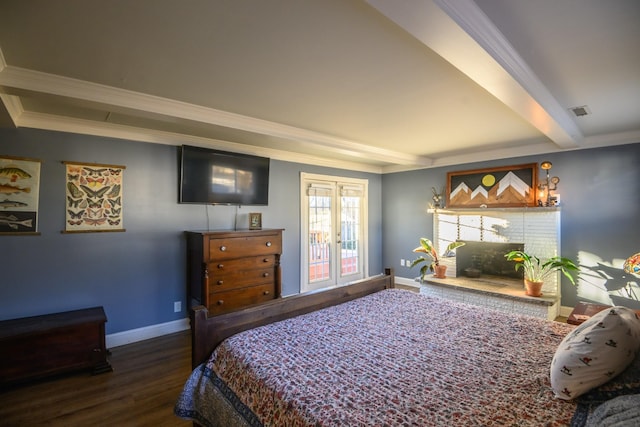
[
  {"x1": 0, "y1": 306, "x2": 111, "y2": 387},
  {"x1": 186, "y1": 229, "x2": 283, "y2": 316}
]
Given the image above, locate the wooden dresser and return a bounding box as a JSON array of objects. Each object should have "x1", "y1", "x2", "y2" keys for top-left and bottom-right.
[{"x1": 185, "y1": 229, "x2": 283, "y2": 316}]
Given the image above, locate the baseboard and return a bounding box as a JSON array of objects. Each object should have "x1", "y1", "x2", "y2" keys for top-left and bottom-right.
[
  {"x1": 106, "y1": 318, "x2": 190, "y2": 349},
  {"x1": 559, "y1": 305, "x2": 574, "y2": 318},
  {"x1": 395, "y1": 276, "x2": 420, "y2": 288}
]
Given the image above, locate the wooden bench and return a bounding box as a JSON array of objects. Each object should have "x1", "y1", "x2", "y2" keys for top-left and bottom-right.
[
  {"x1": 567, "y1": 302, "x2": 640, "y2": 325},
  {"x1": 0, "y1": 306, "x2": 112, "y2": 387}
]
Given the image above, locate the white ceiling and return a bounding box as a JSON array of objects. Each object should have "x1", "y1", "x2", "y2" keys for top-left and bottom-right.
[{"x1": 0, "y1": 0, "x2": 638, "y2": 173}]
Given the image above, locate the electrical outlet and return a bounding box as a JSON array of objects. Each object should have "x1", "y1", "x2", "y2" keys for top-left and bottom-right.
[
  {"x1": 174, "y1": 301, "x2": 182, "y2": 313},
  {"x1": 400, "y1": 258, "x2": 405, "y2": 266}
]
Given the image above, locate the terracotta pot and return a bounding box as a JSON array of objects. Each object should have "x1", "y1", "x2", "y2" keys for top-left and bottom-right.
[
  {"x1": 524, "y1": 279, "x2": 544, "y2": 297},
  {"x1": 433, "y1": 264, "x2": 448, "y2": 279}
]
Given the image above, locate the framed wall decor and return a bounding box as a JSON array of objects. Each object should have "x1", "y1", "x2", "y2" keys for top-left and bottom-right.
[
  {"x1": 446, "y1": 163, "x2": 538, "y2": 208},
  {"x1": 63, "y1": 161, "x2": 126, "y2": 233},
  {"x1": 0, "y1": 155, "x2": 41, "y2": 235},
  {"x1": 249, "y1": 212, "x2": 262, "y2": 230}
]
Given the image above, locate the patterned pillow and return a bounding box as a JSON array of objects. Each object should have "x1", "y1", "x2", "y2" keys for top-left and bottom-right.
[{"x1": 550, "y1": 306, "x2": 640, "y2": 400}]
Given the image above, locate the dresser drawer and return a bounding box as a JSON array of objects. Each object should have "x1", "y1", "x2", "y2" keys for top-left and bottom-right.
[
  {"x1": 208, "y1": 234, "x2": 282, "y2": 261},
  {"x1": 209, "y1": 255, "x2": 275, "y2": 273},
  {"x1": 208, "y1": 266, "x2": 274, "y2": 291},
  {"x1": 208, "y1": 283, "x2": 275, "y2": 315}
]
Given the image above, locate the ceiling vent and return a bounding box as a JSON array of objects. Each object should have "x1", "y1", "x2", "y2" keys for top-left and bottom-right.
[{"x1": 569, "y1": 105, "x2": 591, "y2": 117}]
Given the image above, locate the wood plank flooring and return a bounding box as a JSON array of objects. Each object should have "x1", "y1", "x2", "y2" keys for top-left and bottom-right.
[{"x1": 0, "y1": 331, "x2": 193, "y2": 426}]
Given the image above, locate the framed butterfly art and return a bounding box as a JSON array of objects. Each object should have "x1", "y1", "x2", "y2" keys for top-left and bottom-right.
[{"x1": 62, "y1": 161, "x2": 126, "y2": 233}]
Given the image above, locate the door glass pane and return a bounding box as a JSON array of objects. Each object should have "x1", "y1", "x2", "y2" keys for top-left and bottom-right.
[
  {"x1": 308, "y1": 194, "x2": 332, "y2": 283},
  {"x1": 340, "y1": 196, "x2": 360, "y2": 276}
]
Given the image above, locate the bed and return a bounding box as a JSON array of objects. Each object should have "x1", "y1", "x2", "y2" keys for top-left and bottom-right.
[{"x1": 175, "y1": 269, "x2": 640, "y2": 426}]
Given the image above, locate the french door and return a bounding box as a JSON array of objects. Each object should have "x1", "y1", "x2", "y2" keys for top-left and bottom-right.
[{"x1": 300, "y1": 173, "x2": 368, "y2": 292}]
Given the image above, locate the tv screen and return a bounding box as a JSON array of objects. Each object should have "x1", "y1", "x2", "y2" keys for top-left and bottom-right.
[{"x1": 179, "y1": 145, "x2": 270, "y2": 205}]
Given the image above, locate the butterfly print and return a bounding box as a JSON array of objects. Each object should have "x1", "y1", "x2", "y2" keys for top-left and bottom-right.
[
  {"x1": 84, "y1": 167, "x2": 107, "y2": 177},
  {"x1": 108, "y1": 219, "x2": 121, "y2": 226},
  {"x1": 67, "y1": 210, "x2": 84, "y2": 219},
  {"x1": 84, "y1": 217, "x2": 107, "y2": 226},
  {"x1": 80, "y1": 185, "x2": 110, "y2": 199},
  {"x1": 107, "y1": 184, "x2": 121, "y2": 198},
  {"x1": 67, "y1": 182, "x2": 84, "y2": 199},
  {"x1": 109, "y1": 168, "x2": 122, "y2": 176},
  {"x1": 67, "y1": 196, "x2": 82, "y2": 208},
  {"x1": 67, "y1": 174, "x2": 79, "y2": 181},
  {"x1": 88, "y1": 199, "x2": 104, "y2": 209},
  {"x1": 67, "y1": 219, "x2": 82, "y2": 226}
]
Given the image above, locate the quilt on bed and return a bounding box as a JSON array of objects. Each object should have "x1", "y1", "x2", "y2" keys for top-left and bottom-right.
[{"x1": 176, "y1": 289, "x2": 578, "y2": 426}]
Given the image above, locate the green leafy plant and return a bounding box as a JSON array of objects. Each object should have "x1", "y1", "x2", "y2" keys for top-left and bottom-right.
[
  {"x1": 410, "y1": 238, "x2": 465, "y2": 278},
  {"x1": 504, "y1": 250, "x2": 578, "y2": 285}
]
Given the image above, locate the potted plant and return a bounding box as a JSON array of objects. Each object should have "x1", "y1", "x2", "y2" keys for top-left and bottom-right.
[
  {"x1": 504, "y1": 250, "x2": 578, "y2": 297},
  {"x1": 411, "y1": 238, "x2": 465, "y2": 280}
]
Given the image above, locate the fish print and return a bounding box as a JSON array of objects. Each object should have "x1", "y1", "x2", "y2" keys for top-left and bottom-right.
[
  {"x1": 0, "y1": 183, "x2": 31, "y2": 194},
  {"x1": 0, "y1": 167, "x2": 32, "y2": 182},
  {"x1": 0, "y1": 214, "x2": 33, "y2": 230},
  {"x1": 0, "y1": 199, "x2": 28, "y2": 209}
]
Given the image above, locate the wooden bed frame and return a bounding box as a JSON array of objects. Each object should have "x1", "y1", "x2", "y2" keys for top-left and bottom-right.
[{"x1": 190, "y1": 268, "x2": 395, "y2": 368}]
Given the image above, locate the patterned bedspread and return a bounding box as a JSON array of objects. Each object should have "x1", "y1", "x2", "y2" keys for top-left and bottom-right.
[{"x1": 176, "y1": 289, "x2": 578, "y2": 426}]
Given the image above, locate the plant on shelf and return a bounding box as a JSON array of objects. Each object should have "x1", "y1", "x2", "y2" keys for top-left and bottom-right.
[
  {"x1": 411, "y1": 238, "x2": 465, "y2": 280},
  {"x1": 504, "y1": 250, "x2": 578, "y2": 297}
]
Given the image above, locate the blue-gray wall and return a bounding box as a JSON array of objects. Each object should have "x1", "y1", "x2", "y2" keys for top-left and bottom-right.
[
  {"x1": 0, "y1": 128, "x2": 382, "y2": 333},
  {"x1": 2, "y1": 126, "x2": 638, "y2": 333},
  {"x1": 382, "y1": 143, "x2": 640, "y2": 308}
]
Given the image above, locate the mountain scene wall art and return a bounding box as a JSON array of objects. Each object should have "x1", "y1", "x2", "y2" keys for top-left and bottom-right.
[{"x1": 446, "y1": 163, "x2": 537, "y2": 208}]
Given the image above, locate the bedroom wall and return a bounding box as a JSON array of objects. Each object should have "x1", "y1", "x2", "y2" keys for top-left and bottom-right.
[
  {"x1": 382, "y1": 142, "x2": 640, "y2": 309},
  {"x1": 0, "y1": 128, "x2": 382, "y2": 334}
]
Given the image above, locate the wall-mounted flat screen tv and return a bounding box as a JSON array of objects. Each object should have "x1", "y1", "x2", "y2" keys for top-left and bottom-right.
[{"x1": 179, "y1": 145, "x2": 270, "y2": 205}]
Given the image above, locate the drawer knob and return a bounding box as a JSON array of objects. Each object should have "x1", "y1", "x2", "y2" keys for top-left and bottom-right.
[
  {"x1": 217, "y1": 264, "x2": 224, "y2": 269},
  {"x1": 219, "y1": 245, "x2": 227, "y2": 252},
  {"x1": 263, "y1": 291, "x2": 270, "y2": 296},
  {"x1": 265, "y1": 241, "x2": 272, "y2": 247},
  {"x1": 217, "y1": 280, "x2": 224, "y2": 285},
  {"x1": 263, "y1": 272, "x2": 270, "y2": 277},
  {"x1": 263, "y1": 258, "x2": 269, "y2": 262},
  {"x1": 217, "y1": 300, "x2": 224, "y2": 305}
]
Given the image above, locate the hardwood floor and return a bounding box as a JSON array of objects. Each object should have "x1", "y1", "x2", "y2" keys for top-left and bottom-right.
[{"x1": 0, "y1": 331, "x2": 193, "y2": 426}]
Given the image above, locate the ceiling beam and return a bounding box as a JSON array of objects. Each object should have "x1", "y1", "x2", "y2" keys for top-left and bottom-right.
[{"x1": 367, "y1": 0, "x2": 583, "y2": 149}]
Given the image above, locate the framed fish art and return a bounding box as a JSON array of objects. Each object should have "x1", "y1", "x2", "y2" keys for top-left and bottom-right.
[
  {"x1": 0, "y1": 155, "x2": 41, "y2": 235},
  {"x1": 62, "y1": 161, "x2": 126, "y2": 233}
]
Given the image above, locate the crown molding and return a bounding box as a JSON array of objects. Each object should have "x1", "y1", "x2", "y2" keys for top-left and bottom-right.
[
  {"x1": 0, "y1": 65, "x2": 429, "y2": 167},
  {"x1": 16, "y1": 110, "x2": 386, "y2": 174}
]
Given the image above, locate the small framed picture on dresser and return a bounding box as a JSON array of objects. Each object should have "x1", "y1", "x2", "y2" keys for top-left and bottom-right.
[{"x1": 249, "y1": 212, "x2": 262, "y2": 230}]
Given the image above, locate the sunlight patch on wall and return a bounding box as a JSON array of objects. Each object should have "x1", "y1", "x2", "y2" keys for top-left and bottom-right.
[{"x1": 577, "y1": 251, "x2": 640, "y2": 309}]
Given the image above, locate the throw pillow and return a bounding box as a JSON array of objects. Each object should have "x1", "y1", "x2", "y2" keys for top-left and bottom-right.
[{"x1": 550, "y1": 306, "x2": 640, "y2": 400}]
